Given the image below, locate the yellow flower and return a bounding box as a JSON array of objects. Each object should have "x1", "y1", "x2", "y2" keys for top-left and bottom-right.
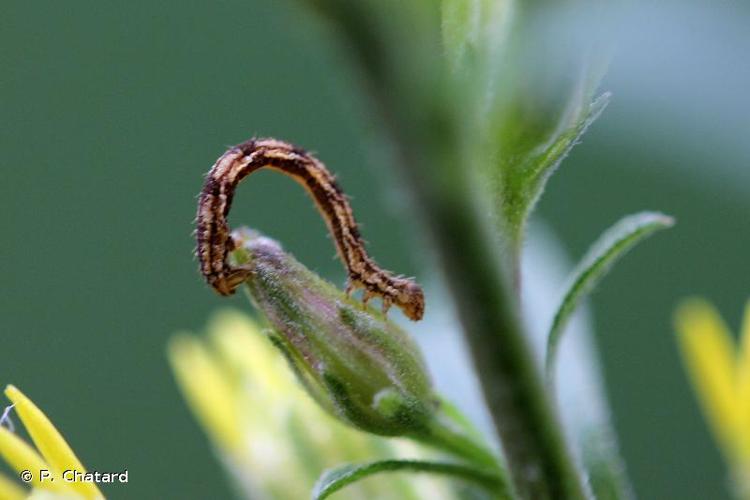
[
  {"x1": 675, "y1": 298, "x2": 750, "y2": 493},
  {"x1": 0, "y1": 471, "x2": 26, "y2": 500},
  {"x1": 0, "y1": 385, "x2": 103, "y2": 499},
  {"x1": 168, "y1": 309, "x2": 456, "y2": 500}
]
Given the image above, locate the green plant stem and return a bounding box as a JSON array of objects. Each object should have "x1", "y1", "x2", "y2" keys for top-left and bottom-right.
[
  {"x1": 295, "y1": 3, "x2": 586, "y2": 497},
  {"x1": 354, "y1": 59, "x2": 588, "y2": 496},
  {"x1": 361, "y1": 51, "x2": 587, "y2": 497},
  {"x1": 402, "y1": 150, "x2": 585, "y2": 500},
  {"x1": 365, "y1": 57, "x2": 586, "y2": 500}
]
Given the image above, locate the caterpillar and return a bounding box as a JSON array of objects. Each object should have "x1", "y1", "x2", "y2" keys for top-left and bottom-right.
[{"x1": 195, "y1": 137, "x2": 425, "y2": 321}]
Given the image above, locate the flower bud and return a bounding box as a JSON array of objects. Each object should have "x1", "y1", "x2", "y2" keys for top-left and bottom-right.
[{"x1": 228, "y1": 228, "x2": 437, "y2": 436}]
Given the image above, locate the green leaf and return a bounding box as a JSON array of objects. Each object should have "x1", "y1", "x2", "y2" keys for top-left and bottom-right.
[
  {"x1": 312, "y1": 459, "x2": 506, "y2": 500},
  {"x1": 520, "y1": 93, "x2": 610, "y2": 213},
  {"x1": 503, "y1": 92, "x2": 611, "y2": 241},
  {"x1": 545, "y1": 211, "x2": 674, "y2": 379}
]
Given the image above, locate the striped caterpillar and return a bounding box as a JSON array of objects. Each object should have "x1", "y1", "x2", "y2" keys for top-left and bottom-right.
[{"x1": 195, "y1": 138, "x2": 425, "y2": 321}]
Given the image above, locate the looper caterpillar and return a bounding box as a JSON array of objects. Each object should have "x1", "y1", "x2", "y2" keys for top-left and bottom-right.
[{"x1": 196, "y1": 138, "x2": 425, "y2": 321}]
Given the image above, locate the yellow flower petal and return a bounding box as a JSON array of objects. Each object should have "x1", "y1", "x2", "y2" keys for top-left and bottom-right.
[
  {"x1": 4, "y1": 386, "x2": 102, "y2": 499},
  {"x1": 675, "y1": 299, "x2": 740, "y2": 461},
  {"x1": 742, "y1": 299, "x2": 750, "y2": 347},
  {"x1": 737, "y1": 300, "x2": 750, "y2": 463},
  {"x1": 0, "y1": 427, "x2": 64, "y2": 492},
  {"x1": 168, "y1": 334, "x2": 243, "y2": 455},
  {"x1": 208, "y1": 310, "x2": 293, "y2": 393},
  {"x1": 0, "y1": 471, "x2": 27, "y2": 500},
  {"x1": 26, "y1": 491, "x2": 83, "y2": 500}
]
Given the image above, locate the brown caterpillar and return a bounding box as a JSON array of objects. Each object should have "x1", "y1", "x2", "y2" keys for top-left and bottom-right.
[{"x1": 195, "y1": 138, "x2": 425, "y2": 321}]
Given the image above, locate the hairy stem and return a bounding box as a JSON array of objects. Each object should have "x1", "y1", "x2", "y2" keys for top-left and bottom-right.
[
  {"x1": 295, "y1": 2, "x2": 586, "y2": 497},
  {"x1": 398, "y1": 139, "x2": 584, "y2": 500}
]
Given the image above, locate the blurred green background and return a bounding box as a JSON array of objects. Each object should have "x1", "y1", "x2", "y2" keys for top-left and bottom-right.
[{"x1": 1, "y1": 1, "x2": 748, "y2": 499}]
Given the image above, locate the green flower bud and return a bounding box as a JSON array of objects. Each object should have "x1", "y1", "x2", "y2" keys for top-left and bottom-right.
[{"x1": 228, "y1": 228, "x2": 437, "y2": 436}]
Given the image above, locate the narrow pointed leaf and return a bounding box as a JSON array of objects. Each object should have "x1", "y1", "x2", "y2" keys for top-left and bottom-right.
[
  {"x1": 545, "y1": 212, "x2": 674, "y2": 379},
  {"x1": 504, "y1": 92, "x2": 611, "y2": 237},
  {"x1": 312, "y1": 459, "x2": 506, "y2": 500},
  {"x1": 522, "y1": 92, "x2": 611, "y2": 212}
]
